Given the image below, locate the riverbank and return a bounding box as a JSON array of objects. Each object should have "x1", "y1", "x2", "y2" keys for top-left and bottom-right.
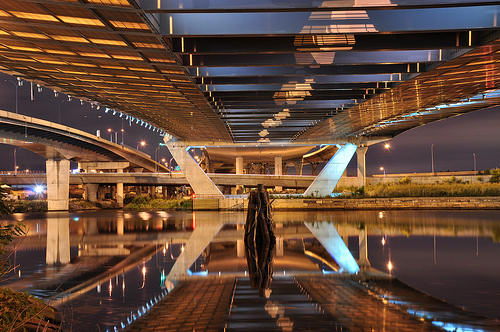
[{"x1": 195, "y1": 196, "x2": 500, "y2": 210}]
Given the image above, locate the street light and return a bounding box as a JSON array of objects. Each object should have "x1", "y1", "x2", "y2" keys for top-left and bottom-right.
[
  {"x1": 137, "y1": 140, "x2": 146, "y2": 150},
  {"x1": 380, "y1": 166, "x2": 386, "y2": 177},
  {"x1": 107, "y1": 128, "x2": 117, "y2": 143},
  {"x1": 384, "y1": 143, "x2": 391, "y2": 150},
  {"x1": 120, "y1": 128, "x2": 125, "y2": 146}
]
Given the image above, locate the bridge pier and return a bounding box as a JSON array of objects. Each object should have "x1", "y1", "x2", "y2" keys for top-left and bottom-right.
[
  {"x1": 356, "y1": 146, "x2": 368, "y2": 187},
  {"x1": 235, "y1": 157, "x2": 244, "y2": 194},
  {"x1": 165, "y1": 142, "x2": 224, "y2": 198},
  {"x1": 274, "y1": 156, "x2": 283, "y2": 192},
  {"x1": 303, "y1": 143, "x2": 357, "y2": 197},
  {"x1": 85, "y1": 183, "x2": 98, "y2": 203},
  {"x1": 46, "y1": 159, "x2": 70, "y2": 211},
  {"x1": 116, "y1": 168, "x2": 124, "y2": 207}
]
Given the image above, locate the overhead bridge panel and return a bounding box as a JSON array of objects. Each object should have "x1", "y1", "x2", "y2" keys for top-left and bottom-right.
[{"x1": 158, "y1": 6, "x2": 499, "y2": 36}]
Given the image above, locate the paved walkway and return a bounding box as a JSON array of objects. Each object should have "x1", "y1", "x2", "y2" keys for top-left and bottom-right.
[
  {"x1": 127, "y1": 279, "x2": 234, "y2": 331},
  {"x1": 127, "y1": 275, "x2": 500, "y2": 331},
  {"x1": 298, "y1": 276, "x2": 441, "y2": 332}
]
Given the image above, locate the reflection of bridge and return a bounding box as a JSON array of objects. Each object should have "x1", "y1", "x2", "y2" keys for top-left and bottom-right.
[
  {"x1": 0, "y1": 110, "x2": 167, "y2": 209},
  {"x1": 7, "y1": 210, "x2": 499, "y2": 330},
  {"x1": 0, "y1": 1, "x2": 498, "y2": 201}
]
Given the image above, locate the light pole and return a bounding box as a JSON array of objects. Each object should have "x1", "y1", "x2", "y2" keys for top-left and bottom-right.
[
  {"x1": 473, "y1": 152, "x2": 477, "y2": 172},
  {"x1": 137, "y1": 140, "x2": 146, "y2": 150},
  {"x1": 431, "y1": 143, "x2": 435, "y2": 173},
  {"x1": 380, "y1": 166, "x2": 386, "y2": 177},
  {"x1": 107, "y1": 128, "x2": 118, "y2": 143},
  {"x1": 120, "y1": 118, "x2": 124, "y2": 145},
  {"x1": 13, "y1": 148, "x2": 17, "y2": 175}
]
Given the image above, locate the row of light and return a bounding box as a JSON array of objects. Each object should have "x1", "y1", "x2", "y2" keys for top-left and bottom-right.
[{"x1": 15, "y1": 76, "x2": 170, "y2": 137}]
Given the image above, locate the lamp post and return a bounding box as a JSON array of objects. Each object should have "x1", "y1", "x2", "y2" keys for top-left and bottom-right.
[
  {"x1": 13, "y1": 148, "x2": 17, "y2": 175},
  {"x1": 380, "y1": 166, "x2": 386, "y2": 177},
  {"x1": 473, "y1": 152, "x2": 477, "y2": 172},
  {"x1": 107, "y1": 128, "x2": 118, "y2": 143},
  {"x1": 137, "y1": 140, "x2": 146, "y2": 150}
]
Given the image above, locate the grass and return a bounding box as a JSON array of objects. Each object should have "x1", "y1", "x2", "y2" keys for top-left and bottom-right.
[
  {"x1": 338, "y1": 182, "x2": 500, "y2": 198},
  {"x1": 0, "y1": 287, "x2": 59, "y2": 331},
  {"x1": 125, "y1": 196, "x2": 193, "y2": 210}
]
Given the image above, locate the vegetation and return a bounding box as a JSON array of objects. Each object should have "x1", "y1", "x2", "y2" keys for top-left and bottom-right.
[
  {"x1": 338, "y1": 182, "x2": 500, "y2": 198},
  {"x1": 489, "y1": 169, "x2": 500, "y2": 183},
  {"x1": 0, "y1": 185, "x2": 11, "y2": 215},
  {"x1": 125, "y1": 195, "x2": 193, "y2": 210},
  {"x1": 0, "y1": 287, "x2": 59, "y2": 331}
]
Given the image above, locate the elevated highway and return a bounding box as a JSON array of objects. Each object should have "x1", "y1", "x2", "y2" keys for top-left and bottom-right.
[
  {"x1": 0, "y1": 110, "x2": 168, "y2": 209},
  {"x1": 0, "y1": 1, "x2": 498, "y2": 199},
  {"x1": 0, "y1": 172, "x2": 315, "y2": 188}
]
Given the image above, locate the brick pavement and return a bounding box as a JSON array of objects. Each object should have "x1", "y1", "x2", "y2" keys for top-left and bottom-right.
[
  {"x1": 297, "y1": 276, "x2": 440, "y2": 332},
  {"x1": 127, "y1": 278, "x2": 234, "y2": 331}
]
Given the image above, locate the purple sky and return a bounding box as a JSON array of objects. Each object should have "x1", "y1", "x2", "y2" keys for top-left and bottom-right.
[{"x1": 0, "y1": 73, "x2": 499, "y2": 174}]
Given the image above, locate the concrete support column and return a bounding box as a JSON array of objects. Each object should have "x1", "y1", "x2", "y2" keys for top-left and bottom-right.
[
  {"x1": 304, "y1": 143, "x2": 357, "y2": 197},
  {"x1": 235, "y1": 157, "x2": 244, "y2": 194},
  {"x1": 46, "y1": 215, "x2": 70, "y2": 264},
  {"x1": 357, "y1": 146, "x2": 368, "y2": 187},
  {"x1": 117, "y1": 168, "x2": 124, "y2": 207},
  {"x1": 166, "y1": 142, "x2": 224, "y2": 198},
  {"x1": 85, "y1": 184, "x2": 98, "y2": 203},
  {"x1": 235, "y1": 157, "x2": 244, "y2": 175},
  {"x1": 358, "y1": 227, "x2": 370, "y2": 268},
  {"x1": 46, "y1": 159, "x2": 70, "y2": 211},
  {"x1": 274, "y1": 156, "x2": 283, "y2": 192}
]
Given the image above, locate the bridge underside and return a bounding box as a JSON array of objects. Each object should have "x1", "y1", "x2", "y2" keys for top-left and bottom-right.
[
  {"x1": 0, "y1": 1, "x2": 497, "y2": 144},
  {"x1": 0, "y1": 1, "x2": 499, "y2": 198}
]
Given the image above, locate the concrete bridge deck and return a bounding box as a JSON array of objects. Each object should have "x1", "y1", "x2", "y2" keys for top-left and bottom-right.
[{"x1": 0, "y1": 172, "x2": 315, "y2": 188}]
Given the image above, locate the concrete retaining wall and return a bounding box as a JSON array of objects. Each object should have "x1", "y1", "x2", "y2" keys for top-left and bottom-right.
[{"x1": 193, "y1": 196, "x2": 500, "y2": 210}]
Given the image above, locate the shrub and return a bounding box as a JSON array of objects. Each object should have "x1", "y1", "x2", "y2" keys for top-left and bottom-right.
[
  {"x1": 489, "y1": 169, "x2": 500, "y2": 183},
  {"x1": 399, "y1": 176, "x2": 411, "y2": 185}
]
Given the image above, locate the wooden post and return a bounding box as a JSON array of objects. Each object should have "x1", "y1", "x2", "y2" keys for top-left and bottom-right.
[{"x1": 244, "y1": 184, "x2": 275, "y2": 297}]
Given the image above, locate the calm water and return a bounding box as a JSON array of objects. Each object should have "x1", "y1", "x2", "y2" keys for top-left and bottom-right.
[{"x1": 2, "y1": 209, "x2": 500, "y2": 330}]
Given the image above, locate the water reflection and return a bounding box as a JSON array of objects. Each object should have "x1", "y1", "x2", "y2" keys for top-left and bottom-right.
[{"x1": 1, "y1": 209, "x2": 500, "y2": 330}]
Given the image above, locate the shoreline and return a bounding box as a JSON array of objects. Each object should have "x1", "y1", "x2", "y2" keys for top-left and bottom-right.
[{"x1": 206, "y1": 196, "x2": 500, "y2": 211}]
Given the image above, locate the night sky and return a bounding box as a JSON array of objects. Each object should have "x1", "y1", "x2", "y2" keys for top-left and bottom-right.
[{"x1": 0, "y1": 72, "x2": 499, "y2": 174}]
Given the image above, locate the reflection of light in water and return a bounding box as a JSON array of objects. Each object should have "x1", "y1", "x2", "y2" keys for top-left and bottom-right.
[
  {"x1": 156, "y1": 211, "x2": 168, "y2": 218},
  {"x1": 109, "y1": 279, "x2": 113, "y2": 297},
  {"x1": 140, "y1": 265, "x2": 147, "y2": 289},
  {"x1": 73, "y1": 217, "x2": 79, "y2": 222},
  {"x1": 181, "y1": 245, "x2": 184, "y2": 252},
  {"x1": 265, "y1": 301, "x2": 293, "y2": 331},
  {"x1": 192, "y1": 211, "x2": 196, "y2": 229},
  {"x1": 18, "y1": 270, "x2": 21, "y2": 278},
  {"x1": 122, "y1": 274, "x2": 125, "y2": 297},
  {"x1": 387, "y1": 260, "x2": 393, "y2": 273},
  {"x1": 381, "y1": 237, "x2": 386, "y2": 246},
  {"x1": 124, "y1": 213, "x2": 132, "y2": 219},
  {"x1": 97, "y1": 283, "x2": 101, "y2": 293},
  {"x1": 378, "y1": 211, "x2": 385, "y2": 219},
  {"x1": 138, "y1": 212, "x2": 151, "y2": 221}
]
